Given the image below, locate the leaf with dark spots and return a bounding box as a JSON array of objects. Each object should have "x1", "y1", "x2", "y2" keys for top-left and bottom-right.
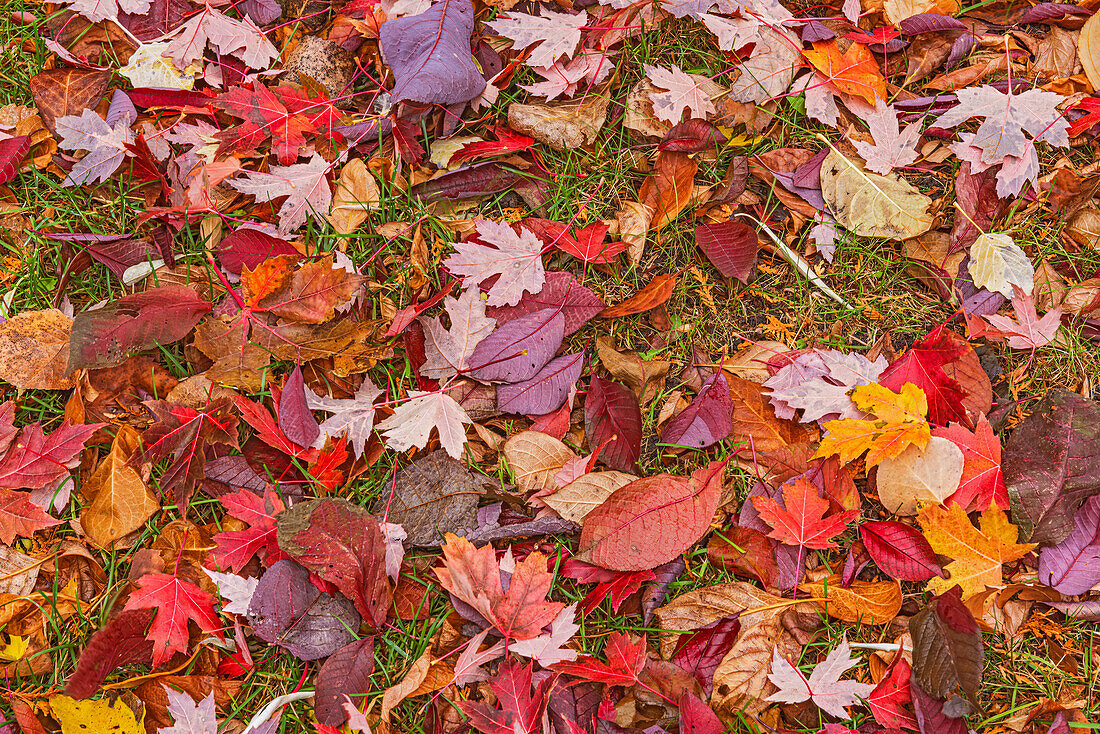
[
  {"x1": 660, "y1": 372, "x2": 734, "y2": 449},
  {"x1": 671, "y1": 613, "x2": 740, "y2": 695},
  {"x1": 488, "y1": 271, "x2": 605, "y2": 335},
  {"x1": 1004, "y1": 387, "x2": 1100, "y2": 544},
  {"x1": 694, "y1": 221, "x2": 760, "y2": 283},
  {"x1": 601, "y1": 272, "x2": 678, "y2": 318},
  {"x1": 247, "y1": 559, "x2": 361, "y2": 660},
  {"x1": 379, "y1": 0, "x2": 486, "y2": 105},
  {"x1": 378, "y1": 450, "x2": 488, "y2": 545},
  {"x1": 497, "y1": 351, "x2": 584, "y2": 416},
  {"x1": 65, "y1": 609, "x2": 155, "y2": 699},
  {"x1": 909, "y1": 585, "x2": 983, "y2": 706},
  {"x1": 861, "y1": 521, "x2": 945, "y2": 581},
  {"x1": 585, "y1": 375, "x2": 642, "y2": 472},
  {"x1": 468, "y1": 308, "x2": 565, "y2": 383},
  {"x1": 276, "y1": 497, "x2": 391, "y2": 626},
  {"x1": 68, "y1": 285, "x2": 211, "y2": 371},
  {"x1": 279, "y1": 365, "x2": 320, "y2": 449},
  {"x1": 315, "y1": 637, "x2": 376, "y2": 726},
  {"x1": 29, "y1": 68, "x2": 111, "y2": 133},
  {"x1": 217, "y1": 228, "x2": 300, "y2": 275},
  {"x1": 577, "y1": 461, "x2": 724, "y2": 571},
  {"x1": 410, "y1": 161, "x2": 521, "y2": 202}
]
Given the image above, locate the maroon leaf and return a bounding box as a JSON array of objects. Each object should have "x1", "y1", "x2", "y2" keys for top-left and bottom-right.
[
  {"x1": 559, "y1": 557, "x2": 654, "y2": 615},
  {"x1": 911, "y1": 681, "x2": 967, "y2": 734},
  {"x1": 468, "y1": 309, "x2": 565, "y2": 383},
  {"x1": 379, "y1": 0, "x2": 485, "y2": 106},
  {"x1": 247, "y1": 559, "x2": 361, "y2": 660},
  {"x1": 488, "y1": 271, "x2": 605, "y2": 336},
  {"x1": 279, "y1": 364, "x2": 320, "y2": 449},
  {"x1": 909, "y1": 585, "x2": 982, "y2": 706},
  {"x1": 315, "y1": 636, "x2": 376, "y2": 726},
  {"x1": 585, "y1": 375, "x2": 642, "y2": 472},
  {"x1": 1004, "y1": 387, "x2": 1100, "y2": 545},
  {"x1": 671, "y1": 613, "x2": 740, "y2": 695},
  {"x1": 496, "y1": 351, "x2": 584, "y2": 416},
  {"x1": 641, "y1": 556, "x2": 686, "y2": 625},
  {"x1": 410, "y1": 162, "x2": 521, "y2": 202},
  {"x1": 65, "y1": 609, "x2": 155, "y2": 699},
  {"x1": 69, "y1": 285, "x2": 212, "y2": 371},
  {"x1": 660, "y1": 119, "x2": 727, "y2": 152},
  {"x1": 217, "y1": 228, "x2": 300, "y2": 274},
  {"x1": 128, "y1": 88, "x2": 214, "y2": 109},
  {"x1": 659, "y1": 372, "x2": 733, "y2": 449},
  {"x1": 276, "y1": 497, "x2": 391, "y2": 626},
  {"x1": 861, "y1": 521, "x2": 945, "y2": 581},
  {"x1": 679, "y1": 692, "x2": 723, "y2": 734},
  {"x1": 0, "y1": 135, "x2": 29, "y2": 184},
  {"x1": 118, "y1": 0, "x2": 188, "y2": 40},
  {"x1": 694, "y1": 221, "x2": 760, "y2": 283},
  {"x1": 460, "y1": 658, "x2": 554, "y2": 734}
]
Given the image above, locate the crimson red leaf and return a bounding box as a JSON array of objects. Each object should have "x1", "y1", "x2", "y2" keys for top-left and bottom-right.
[
  {"x1": 578, "y1": 461, "x2": 725, "y2": 571},
  {"x1": 861, "y1": 521, "x2": 944, "y2": 581},
  {"x1": 552, "y1": 222, "x2": 628, "y2": 264},
  {"x1": 468, "y1": 309, "x2": 565, "y2": 383},
  {"x1": 878, "y1": 326, "x2": 967, "y2": 426},
  {"x1": 660, "y1": 372, "x2": 734, "y2": 449},
  {"x1": 707, "y1": 525, "x2": 779, "y2": 587},
  {"x1": 123, "y1": 572, "x2": 223, "y2": 667},
  {"x1": 496, "y1": 351, "x2": 583, "y2": 416},
  {"x1": 934, "y1": 416, "x2": 1008, "y2": 512},
  {"x1": 671, "y1": 612, "x2": 740, "y2": 695},
  {"x1": 868, "y1": 656, "x2": 918, "y2": 730},
  {"x1": 559, "y1": 557, "x2": 654, "y2": 615},
  {"x1": 279, "y1": 364, "x2": 320, "y2": 449},
  {"x1": 212, "y1": 486, "x2": 287, "y2": 572},
  {"x1": 450, "y1": 125, "x2": 536, "y2": 165},
  {"x1": 315, "y1": 636, "x2": 376, "y2": 726},
  {"x1": 0, "y1": 489, "x2": 62, "y2": 544},
  {"x1": 65, "y1": 609, "x2": 155, "y2": 699},
  {"x1": 236, "y1": 396, "x2": 320, "y2": 461},
  {"x1": 276, "y1": 497, "x2": 391, "y2": 626},
  {"x1": 551, "y1": 631, "x2": 647, "y2": 686},
  {"x1": 69, "y1": 285, "x2": 211, "y2": 370},
  {"x1": 217, "y1": 228, "x2": 300, "y2": 274},
  {"x1": 585, "y1": 375, "x2": 642, "y2": 472},
  {"x1": 411, "y1": 161, "x2": 521, "y2": 202},
  {"x1": 488, "y1": 271, "x2": 605, "y2": 335},
  {"x1": 752, "y1": 477, "x2": 857, "y2": 550},
  {"x1": 459, "y1": 658, "x2": 554, "y2": 734},
  {"x1": 0, "y1": 420, "x2": 100, "y2": 491},
  {"x1": 679, "y1": 692, "x2": 723, "y2": 734},
  {"x1": 694, "y1": 221, "x2": 760, "y2": 283},
  {"x1": 0, "y1": 135, "x2": 30, "y2": 184},
  {"x1": 128, "y1": 88, "x2": 214, "y2": 109}
]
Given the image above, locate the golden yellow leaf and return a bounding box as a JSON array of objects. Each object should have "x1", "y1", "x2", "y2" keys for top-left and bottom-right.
[
  {"x1": 815, "y1": 382, "x2": 931, "y2": 467},
  {"x1": 0, "y1": 634, "x2": 28, "y2": 661},
  {"x1": 918, "y1": 504, "x2": 1035, "y2": 600},
  {"x1": 49, "y1": 694, "x2": 144, "y2": 734}
]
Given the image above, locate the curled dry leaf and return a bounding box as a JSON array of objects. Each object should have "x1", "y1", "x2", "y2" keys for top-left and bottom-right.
[{"x1": 508, "y1": 88, "x2": 610, "y2": 151}]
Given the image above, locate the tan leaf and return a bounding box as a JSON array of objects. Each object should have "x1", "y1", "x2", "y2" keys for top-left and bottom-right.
[
  {"x1": 508, "y1": 89, "x2": 609, "y2": 151},
  {"x1": 876, "y1": 435, "x2": 964, "y2": 515},
  {"x1": 616, "y1": 200, "x2": 651, "y2": 266},
  {"x1": 595, "y1": 335, "x2": 671, "y2": 404},
  {"x1": 542, "y1": 471, "x2": 636, "y2": 523},
  {"x1": 800, "y1": 575, "x2": 903, "y2": 625},
  {"x1": 0, "y1": 309, "x2": 75, "y2": 390},
  {"x1": 1079, "y1": 12, "x2": 1100, "y2": 91},
  {"x1": 327, "y1": 157, "x2": 380, "y2": 236},
  {"x1": 819, "y1": 149, "x2": 934, "y2": 240},
  {"x1": 0, "y1": 545, "x2": 42, "y2": 596},
  {"x1": 81, "y1": 425, "x2": 159, "y2": 548},
  {"x1": 503, "y1": 431, "x2": 576, "y2": 492},
  {"x1": 381, "y1": 647, "x2": 431, "y2": 721},
  {"x1": 654, "y1": 580, "x2": 786, "y2": 657},
  {"x1": 720, "y1": 341, "x2": 788, "y2": 384},
  {"x1": 712, "y1": 614, "x2": 799, "y2": 717}
]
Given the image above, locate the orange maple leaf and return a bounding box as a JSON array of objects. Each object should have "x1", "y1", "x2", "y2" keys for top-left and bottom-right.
[
  {"x1": 803, "y1": 40, "x2": 887, "y2": 105},
  {"x1": 815, "y1": 382, "x2": 930, "y2": 467},
  {"x1": 918, "y1": 504, "x2": 1035, "y2": 600}
]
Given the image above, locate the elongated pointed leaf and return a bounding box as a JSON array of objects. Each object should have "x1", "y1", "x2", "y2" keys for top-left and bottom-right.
[
  {"x1": 585, "y1": 375, "x2": 642, "y2": 472},
  {"x1": 660, "y1": 372, "x2": 734, "y2": 449},
  {"x1": 497, "y1": 351, "x2": 583, "y2": 415},
  {"x1": 694, "y1": 221, "x2": 759, "y2": 283},
  {"x1": 468, "y1": 308, "x2": 565, "y2": 382},
  {"x1": 861, "y1": 520, "x2": 944, "y2": 581},
  {"x1": 1038, "y1": 494, "x2": 1100, "y2": 594}
]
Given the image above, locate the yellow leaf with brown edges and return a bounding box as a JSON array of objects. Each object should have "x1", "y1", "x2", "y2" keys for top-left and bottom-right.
[
  {"x1": 815, "y1": 382, "x2": 930, "y2": 467},
  {"x1": 918, "y1": 504, "x2": 1035, "y2": 600}
]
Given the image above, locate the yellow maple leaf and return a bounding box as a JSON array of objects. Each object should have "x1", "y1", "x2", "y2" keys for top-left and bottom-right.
[
  {"x1": 814, "y1": 382, "x2": 931, "y2": 467},
  {"x1": 919, "y1": 504, "x2": 1036, "y2": 600},
  {"x1": 49, "y1": 694, "x2": 145, "y2": 734}
]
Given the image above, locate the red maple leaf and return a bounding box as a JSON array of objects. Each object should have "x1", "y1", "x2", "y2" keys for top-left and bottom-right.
[
  {"x1": 450, "y1": 125, "x2": 537, "y2": 166},
  {"x1": 459, "y1": 658, "x2": 555, "y2": 734},
  {"x1": 310, "y1": 434, "x2": 349, "y2": 493},
  {"x1": 0, "y1": 421, "x2": 102, "y2": 490},
  {"x1": 878, "y1": 326, "x2": 967, "y2": 426},
  {"x1": 558, "y1": 557, "x2": 654, "y2": 615},
  {"x1": 867, "y1": 656, "x2": 918, "y2": 730},
  {"x1": 551, "y1": 631, "x2": 647, "y2": 686},
  {"x1": 933, "y1": 416, "x2": 1009, "y2": 512},
  {"x1": 213, "y1": 83, "x2": 319, "y2": 165},
  {"x1": 751, "y1": 477, "x2": 856, "y2": 550},
  {"x1": 211, "y1": 486, "x2": 287, "y2": 571},
  {"x1": 123, "y1": 572, "x2": 223, "y2": 667},
  {"x1": 0, "y1": 488, "x2": 61, "y2": 544},
  {"x1": 236, "y1": 396, "x2": 321, "y2": 462},
  {"x1": 131, "y1": 398, "x2": 239, "y2": 511}
]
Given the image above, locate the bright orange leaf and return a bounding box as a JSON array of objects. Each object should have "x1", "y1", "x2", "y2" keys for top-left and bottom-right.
[{"x1": 803, "y1": 40, "x2": 887, "y2": 105}]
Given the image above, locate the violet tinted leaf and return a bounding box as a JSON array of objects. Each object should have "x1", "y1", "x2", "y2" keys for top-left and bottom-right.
[{"x1": 497, "y1": 351, "x2": 584, "y2": 416}]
